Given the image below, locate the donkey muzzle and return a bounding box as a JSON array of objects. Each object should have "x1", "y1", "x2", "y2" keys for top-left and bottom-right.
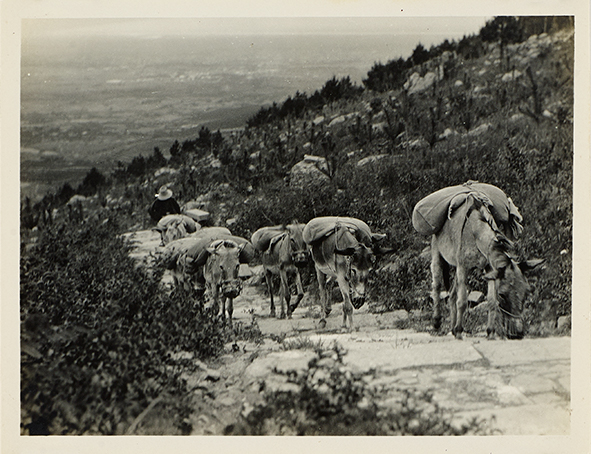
[
  {"x1": 221, "y1": 279, "x2": 242, "y2": 299},
  {"x1": 351, "y1": 295, "x2": 366, "y2": 310},
  {"x1": 292, "y1": 251, "x2": 309, "y2": 269}
]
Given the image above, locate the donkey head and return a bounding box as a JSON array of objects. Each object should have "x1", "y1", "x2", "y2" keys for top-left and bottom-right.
[
  {"x1": 287, "y1": 223, "x2": 309, "y2": 268},
  {"x1": 485, "y1": 258, "x2": 545, "y2": 338},
  {"x1": 207, "y1": 240, "x2": 244, "y2": 299},
  {"x1": 335, "y1": 228, "x2": 381, "y2": 310}
]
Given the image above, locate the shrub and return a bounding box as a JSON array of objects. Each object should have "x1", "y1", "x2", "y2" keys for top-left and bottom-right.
[
  {"x1": 224, "y1": 345, "x2": 493, "y2": 435},
  {"x1": 369, "y1": 253, "x2": 431, "y2": 314},
  {"x1": 20, "y1": 216, "x2": 227, "y2": 434}
]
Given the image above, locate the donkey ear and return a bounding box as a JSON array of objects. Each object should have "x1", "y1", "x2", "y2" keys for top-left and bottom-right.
[
  {"x1": 335, "y1": 246, "x2": 356, "y2": 256},
  {"x1": 519, "y1": 259, "x2": 545, "y2": 273},
  {"x1": 371, "y1": 233, "x2": 386, "y2": 243},
  {"x1": 483, "y1": 269, "x2": 498, "y2": 280},
  {"x1": 206, "y1": 246, "x2": 217, "y2": 255},
  {"x1": 335, "y1": 229, "x2": 358, "y2": 255},
  {"x1": 484, "y1": 267, "x2": 507, "y2": 280}
]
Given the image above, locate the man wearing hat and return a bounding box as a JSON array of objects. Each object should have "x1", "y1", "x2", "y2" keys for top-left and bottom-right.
[{"x1": 148, "y1": 185, "x2": 181, "y2": 222}]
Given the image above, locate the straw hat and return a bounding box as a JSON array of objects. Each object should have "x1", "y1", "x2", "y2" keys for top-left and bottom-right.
[{"x1": 156, "y1": 185, "x2": 173, "y2": 201}]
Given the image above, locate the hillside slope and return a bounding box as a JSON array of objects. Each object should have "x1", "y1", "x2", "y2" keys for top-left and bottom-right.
[
  {"x1": 23, "y1": 27, "x2": 574, "y2": 333},
  {"x1": 19, "y1": 23, "x2": 574, "y2": 436}
]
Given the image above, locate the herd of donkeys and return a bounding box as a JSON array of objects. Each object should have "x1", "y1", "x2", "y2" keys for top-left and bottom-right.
[{"x1": 153, "y1": 181, "x2": 544, "y2": 339}]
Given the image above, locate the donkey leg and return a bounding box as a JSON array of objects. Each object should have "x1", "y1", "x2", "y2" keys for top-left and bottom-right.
[
  {"x1": 336, "y1": 275, "x2": 354, "y2": 330},
  {"x1": 448, "y1": 278, "x2": 458, "y2": 334},
  {"x1": 226, "y1": 298, "x2": 233, "y2": 328},
  {"x1": 265, "y1": 270, "x2": 276, "y2": 318},
  {"x1": 279, "y1": 269, "x2": 289, "y2": 319},
  {"x1": 316, "y1": 268, "x2": 329, "y2": 329},
  {"x1": 453, "y1": 266, "x2": 468, "y2": 339},
  {"x1": 210, "y1": 285, "x2": 222, "y2": 323},
  {"x1": 486, "y1": 279, "x2": 498, "y2": 338},
  {"x1": 430, "y1": 252, "x2": 446, "y2": 331},
  {"x1": 289, "y1": 270, "x2": 305, "y2": 315}
]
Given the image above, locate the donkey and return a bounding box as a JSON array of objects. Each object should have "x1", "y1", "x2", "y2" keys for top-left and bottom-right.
[
  {"x1": 161, "y1": 231, "x2": 253, "y2": 326},
  {"x1": 430, "y1": 194, "x2": 544, "y2": 339},
  {"x1": 153, "y1": 214, "x2": 199, "y2": 246},
  {"x1": 252, "y1": 223, "x2": 309, "y2": 319},
  {"x1": 303, "y1": 217, "x2": 387, "y2": 330},
  {"x1": 202, "y1": 239, "x2": 246, "y2": 327}
]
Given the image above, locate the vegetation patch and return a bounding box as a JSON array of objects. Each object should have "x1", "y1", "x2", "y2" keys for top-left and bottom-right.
[
  {"x1": 225, "y1": 345, "x2": 494, "y2": 435},
  {"x1": 20, "y1": 216, "x2": 227, "y2": 434}
]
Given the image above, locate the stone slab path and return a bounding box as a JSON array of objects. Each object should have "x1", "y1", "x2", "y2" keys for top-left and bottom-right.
[
  {"x1": 125, "y1": 230, "x2": 572, "y2": 436},
  {"x1": 220, "y1": 285, "x2": 570, "y2": 436}
]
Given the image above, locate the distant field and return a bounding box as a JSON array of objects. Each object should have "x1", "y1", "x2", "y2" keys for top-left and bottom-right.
[{"x1": 19, "y1": 31, "x2": 463, "y2": 201}]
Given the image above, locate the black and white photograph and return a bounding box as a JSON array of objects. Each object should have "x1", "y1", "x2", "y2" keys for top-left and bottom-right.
[{"x1": 2, "y1": 0, "x2": 590, "y2": 452}]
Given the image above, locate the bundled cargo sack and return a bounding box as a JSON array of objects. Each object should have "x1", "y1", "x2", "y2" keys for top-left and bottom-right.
[
  {"x1": 412, "y1": 181, "x2": 523, "y2": 238},
  {"x1": 251, "y1": 225, "x2": 288, "y2": 252},
  {"x1": 186, "y1": 234, "x2": 254, "y2": 268},
  {"x1": 190, "y1": 226, "x2": 232, "y2": 239},
  {"x1": 303, "y1": 216, "x2": 373, "y2": 248},
  {"x1": 154, "y1": 214, "x2": 200, "y2": 234},
  {"x1": 162, "y1": 232, "x2": 254, "y2": 273}
]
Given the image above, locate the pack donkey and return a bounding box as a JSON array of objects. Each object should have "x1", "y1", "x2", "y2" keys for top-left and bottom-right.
[
  {"x1": 251, "y1": 223, "x2": 309, "y2": 319},
  {"x1": 160, "y1": 228, "x2": 253, "y2": 326},
  {"x1": 415, "y1": 183, "x2": 544, "y2": 339},
  {"x1": 153, "y1": 214, "x2": 200, "y2": 246},
  {"x1": 201, "y1": 239, "x2": 249, "y2": 326},
  {"x1": 303, "y1": 217, "x2": 387, "y2": 329}
]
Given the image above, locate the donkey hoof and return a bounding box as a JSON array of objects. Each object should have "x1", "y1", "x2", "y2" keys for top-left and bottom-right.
[
  {"x1": 318, "y1": 319, "x2": 327, "y2": 329},
  {"x1": 433, "y1": 316, "x2": 442, "y2": 331}
]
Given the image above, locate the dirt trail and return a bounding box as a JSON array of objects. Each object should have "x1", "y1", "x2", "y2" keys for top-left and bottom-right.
[{"x1": 124, "y1": 230, "x2": 571, "y2": 436}]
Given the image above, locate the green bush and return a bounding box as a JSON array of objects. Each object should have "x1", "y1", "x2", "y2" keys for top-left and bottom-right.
[
  {"x1": 369, "y1": 253, "x2": 431, "y2": 314},
  {"x1": 225, "y1": 345, "x2": 493, "y2": 435},
  {"x1": 21, "y1": 216, "x2": 227, "y2": 434}
]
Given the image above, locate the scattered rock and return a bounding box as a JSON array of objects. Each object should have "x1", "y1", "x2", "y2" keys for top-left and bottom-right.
[
  {"x1": 357, "y1": 154, "x2": 390, "y2": 167},
  {"x1": 510, "y1": 113, "x2": 526, "y2": 122},
  {"x1": 154, "y1": 167, "x2": 178, "y2": 177},
  {"x1": 439, "y1": 128, "x2": 458, "y2": 139},
  {"x1": 405, "y1": 71, "x2": 437, "y2": 95},
  {"x1": 205, "y1": 369, "x2": 221, "y2": 382},
  {"x1": 328, "y1": 112, "x2": 359, "y2": 128},
  {"x1": 371, "y1": 122, "x2": 387, "y2": 133},
  {"x1": 289, "y1": 155, "x2": 330, "y2": 188},
  {"x1": 557, "y1": 315, "x2": 571, "y2": 331},
  {"x1": 467, "y1": 123, "x2": 492, "y2": 136},
  {"x1": 501, "y1": 70, "x2": 523, "y2": 82},
  {"x1": 245, "y1": 350, "x2": 317, "y2": 379}
]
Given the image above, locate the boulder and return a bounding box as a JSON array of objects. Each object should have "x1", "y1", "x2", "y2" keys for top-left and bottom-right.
[
  {"x1": 290, "y1": 155, "x2": 330, "y2": 188},
  {"x1": 357, "y1": 154, "x2": 390, "y2": 167},
  {"x1": 405, "y1": 71, "x2": 437, "y2": 95},
  {"x1": 183, "y1": 209, "x2": 210, "y2": 223}
]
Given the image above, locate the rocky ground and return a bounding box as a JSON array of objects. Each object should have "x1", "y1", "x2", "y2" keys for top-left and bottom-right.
[{"x1": 124, "y1": 230, "x2": 571, "y2": 436}]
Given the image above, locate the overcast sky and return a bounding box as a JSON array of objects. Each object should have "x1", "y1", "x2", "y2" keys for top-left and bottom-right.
[{"x1": 23, "y1": 17, "x2": 491, "y2": 39}]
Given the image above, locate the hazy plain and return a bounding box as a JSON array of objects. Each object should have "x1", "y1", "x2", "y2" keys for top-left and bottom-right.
[{"x1": 20, "y1": 18, "x2": 487, "y2": 201}]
